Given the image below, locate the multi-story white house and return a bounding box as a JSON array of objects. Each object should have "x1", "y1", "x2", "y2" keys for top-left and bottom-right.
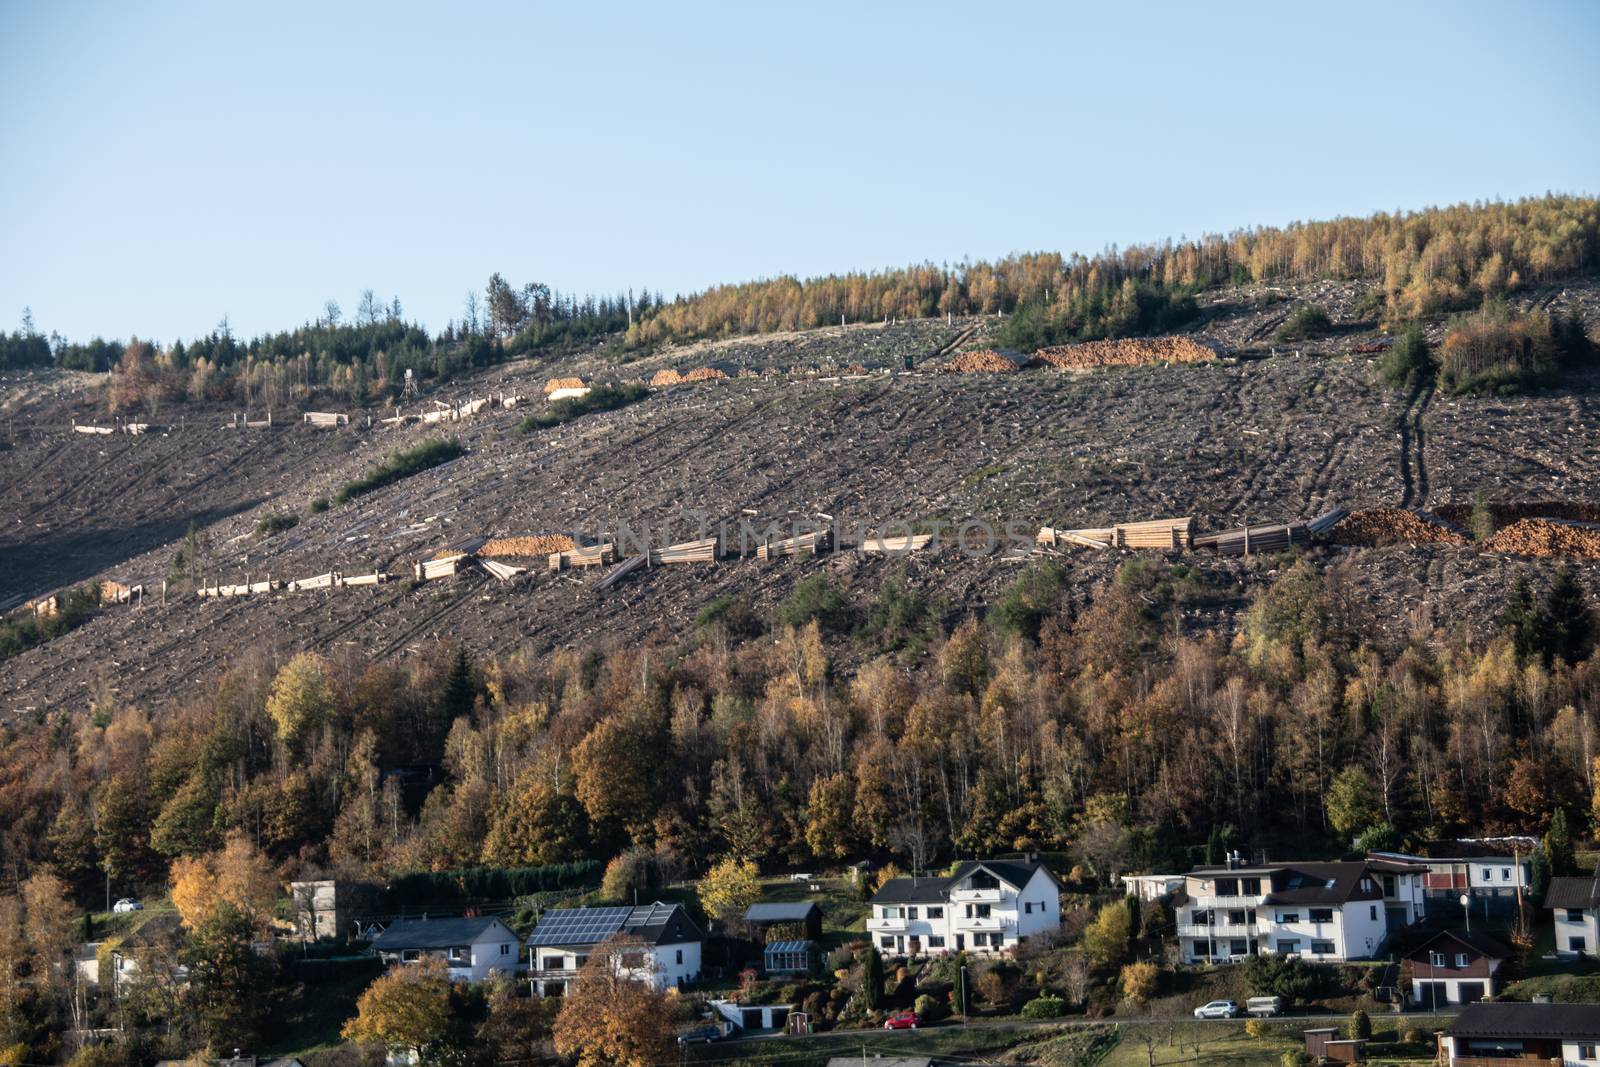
[
  {"x1": 1177, "y1": 852, "x2": 1427, "y2": 964},
  {"x1": 369, "y1": 915, "x2": 522, "y2": 982},
  {"x1": 866, "y1": 859, "x2": 1061, "y2": 956},
  {"x1": 1546, "y1": 868, "x2": 1600, "y2": 956},
  {"x1": 525, "y1": 901, "x2": 702, "y2": 995},
  {"x1": 1370, "y1": 837, "x2": 1536, "y2": 916}
]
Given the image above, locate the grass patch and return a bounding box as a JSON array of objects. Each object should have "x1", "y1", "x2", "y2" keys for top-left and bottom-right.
[
  {"x1": 779, "y1": 574, "x2": 853, "y2": 632},
  {"x1": 961, "y1": 462, "x2": 1010, "y2": 488},
  {"x1": 686, "y1": 1023, "x2": 1054, "y2": 1066},
  {"x1": 1503, "y1": 972, "x2": 1600, "y2": 1002},
  {"x1": 255, "y1": 512, "x2": 300, "y2": 538},
  {"x1": 334, "y1": 437, "x2": 463, "y2": 505},
  {"x1": 1102, "y1": 1021, "x2": 1299, "y2": 1067},
  {"x1": 1275, "y1": 304, "x2": 1334, "y2": 342},
  {"x1": 520, "y1": 382, "x2": 648, "y2": 431},
  {"x1": 0, "y1": 583, "x2": 100, "y2": 664}
]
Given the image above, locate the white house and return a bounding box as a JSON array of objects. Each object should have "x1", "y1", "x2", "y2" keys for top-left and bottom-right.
[
  {"x1": 1546, "y1": 868, "x2": 1600, "y2": 956},
  {"x1": 1403, "y1": 930, "x2": 1511, "y2": 1008},
  {"x1": 526, "y1": 901, "x2": 702, "y2": 996},
  {"x1": 1440, "y1": 1002, "x2": 1600, "y2": 1066},
  {"x1": 369, "y1": 916, "x2": 521, "y2": 982},
  {"x1": 866, "y1": 859, "x2": 1061, "y2": 956},
  {"x1": 1177, "y1": 852, "x2": 1427, "y2": 964},
  {"x1": 1370, "y1": 837, "x2": 1536, "y2": 915},
  {"x1": 1121, "y1": 873, "x2": 1183, "y2": 903}
]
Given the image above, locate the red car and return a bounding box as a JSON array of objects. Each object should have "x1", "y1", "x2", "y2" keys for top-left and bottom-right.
[{"x1": 883, "y1": 1011, "x2": 921, "y2": 1030}]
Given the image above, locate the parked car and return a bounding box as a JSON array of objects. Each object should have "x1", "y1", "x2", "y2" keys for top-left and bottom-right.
[
  {"x1": 1246, "y1": 996, "x2": 1282, "y2": 1017},
  {"x1": 883, "y1": 1011, "x2": 921, "y2": 1030},
  {"x1": 112, "y1": 898, "x2": 142, "y2": 914},
  {"x1": 677, "y1": 1025, "x2": 723, "y2": 1045},
  {"x1": 1194, "y1": 999, "x2": 1240, "y2": 1019}
]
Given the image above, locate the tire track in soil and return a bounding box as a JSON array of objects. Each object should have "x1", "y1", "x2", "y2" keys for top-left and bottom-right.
[
  {"x1": 1396, "y1": 379, "x2": 1427, "y2": 508},
  {"x1": 1411, "y1": 383, "x2": 1434, "y2": 507},
  {"x1": 368, "y1": 576, "x2": 488, "y2": 660}
]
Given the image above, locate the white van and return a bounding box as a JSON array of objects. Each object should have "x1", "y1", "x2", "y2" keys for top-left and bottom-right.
[{"x1": 1246, "y1": 996, "x2": 1282, "y2": 1017}]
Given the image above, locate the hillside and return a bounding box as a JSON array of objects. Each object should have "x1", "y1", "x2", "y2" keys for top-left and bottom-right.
[{"x1": 3, "y1": 276, "x2": 1598, "y2": 716}]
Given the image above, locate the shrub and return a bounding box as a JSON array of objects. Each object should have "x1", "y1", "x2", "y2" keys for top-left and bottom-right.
[
  {"x1": 334, "y1": 438, "x2": 463, "y2": 504},
  {"x1": 1245, "y1": 1019, "x2": 1269, "y2": 1041},
  {"x1": 1379, "y1": 323, "x2": 1435, "y2": 389},
  {"x1": 1438, "y1": 306, "x2": 1566, "y2": 394},
  {"x1": 1275, "y1": 304, "x2": 1333, "y2": 342},
  {"x1": 779, "y1": 574, "x2": 852, "y2": 631},
  {"x1": 0, "y1": 583, "x2": 101, "y2": 663},
  {"x1": 914, "y1": 992, "x2": 946, "y2": 1022},
  {"x1": 308, "y1": 496, "x2": 330, "y2": 514},
  {"x1": 520, "y1": 382, "x2": 648, "y2": 431},
  {"x1": 694, "y1": 595, "x2": 761, "y2": 637},
  {"x1": 862, "y1": 577, "x2": 941, "y2": 654},
  {"x1": 1245, "y1": 952, "x2": 1320, "y2": 1004},
  {"x1": 1281, "y1": 1052, "x2": 1313, "y2": 1067},
  {"x1": 1120, "y1": 960, "x2": 1159, "y2": 1004},
  {"x1": 254, "y1": 512, "x2": 299, "y2": 538},
  {"x1": 1402, "y1": 1027, "x2": 1426, "y2": 1045},
  {"x1": 989, "y1": 560, "x2": 1068, "y2": 641},
  {"x1": 1020, "y1": 994, "x2": 1066, "y2": 1019},
  {"x1": 1346, "y1": 1007, "x2": 1372, "y2": 1040}
]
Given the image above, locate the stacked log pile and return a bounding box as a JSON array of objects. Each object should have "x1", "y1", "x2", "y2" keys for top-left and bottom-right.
[
  {"x1": 859, "y1": 533, "x2": 934, "y2": 554},
  {"x1": 303, "y1": 412, "x2": 348, "y2": 428},
  {"x1": 1193, "y1": 520, "x2": 1310, "y2": 556},
  {"x1": 480, "y1": 534, "x2": 576, "y2": 558},
  {"x1": 480, "y1": 559, "x2": 527, "y2": 581},
  {"x1": 1434, "y1": 500, "x2": 1600, "y2": 527},
  {"x1": 1037, "y1": 517, "x2": 1192, "y2": 550},
  {"x1": 73, "y1": 424, "x2": 114, "y2": 435},
  {"x1": 1330, "y1": 508, "x2": 1469, "y2": 547},
  {"x1": 683, "y1": 365, "x2": 730, "y2": 382},
  {"x1": 1035, "y1": 336, "x2": 1218, "y2": 369},
  {"x1": 548, "y1": 543, "x2": 615, "y2": 571},
  {"x1": 199, "y1": 578, "x2": 281, "y2": 598},
  {"x1": 1483, "y1": 519, "x2": 1600, "y2": 559},
  {"x1": 944, "y1": 349, "x2": 1035, "y2": 373},
  {"x1": 651, "y1": 537, "x2": 719, "y2": 564},
  {"x1": 414, "y1": 554, "x2": 469, "y2": 580},
  {"x1": 650, "y1": 368, "x2": 684, "y2": 387},
  {"x1": 595, "y1": 553, "x2": 649, "y2": 591},
  {"x1": 543, "y1": 377, "x2": 588, "y2": 395},
  {"x1": 758, "y1": 530, "x2": 832, "y2": 559}
]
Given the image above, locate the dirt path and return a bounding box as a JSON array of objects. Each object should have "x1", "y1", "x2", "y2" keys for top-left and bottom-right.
[{"x1": 1397, "y1": 379, "x2": 1433, "y2": 507}]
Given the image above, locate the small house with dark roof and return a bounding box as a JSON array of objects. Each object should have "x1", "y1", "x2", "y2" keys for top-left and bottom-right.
[
  {"x1": 1177, "y1": 851, "x2": 1427, "y2": 964},
  {"x1": 1440, "y1": 1001, "x2": 1600, "y2": 1065},
  {"x1": 866, "y1": 859, "x2": 1062, "y2": 957},
  {"x1": 744, "y1": 901, "x2": 823, "y2": 942},
  {"x1": 1403, "y1": 929, "x2": 1512, "y2": 1007},
  {"x1": 1370, "y1": 837, "x2": 1536, "y2": 914},
  {"x1": 525, "y1": 901, "x2": 702, "y2": 995},
  {"x1": 1546, "y1": 868, "x2": 1600, "y2": 956},
  {"x1": 369, "y1": 915, "x2": 520, "y2": 982}
]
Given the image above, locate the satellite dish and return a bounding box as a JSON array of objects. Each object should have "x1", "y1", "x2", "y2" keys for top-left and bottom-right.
[{"x1": 1459, "y1": 894, "x2": 1470, "y2": 908}]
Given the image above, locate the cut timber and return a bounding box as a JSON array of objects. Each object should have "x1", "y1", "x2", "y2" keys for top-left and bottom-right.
[
  {"x1": 650, "y1": 537, "x2": 719, "y2": 565},
  {"x1": 122, "y1": 423, "x2": 150, "y2": 435},
  {"x1": 547, "y1": 543, "x2": 615, "y2": 572},
  {"x1": 481, "y1": 559, "x2": 527, "y2": 581},
  {"x1": 595, "y1": 553, "x2": 649, "y2": 592},
  {"x1": 73, "y1": 424, "x2": 114, "y2": 435},
  {"x1": 543, "y1": 377, "x2": 589, "y2": 396},
  {"x1": 1483, "y1": 517, "x2": 1600, "y2": 559},
  {"x1": 480, "y1": 533, "x2": 577, "y2": 558},
  {"x1": 650, "y1": 368, "x2": 684, "y2": 387},
  {"x1": 1194, "y1": 520, "x2": 1310, "y2": 556},
  {"x1": 1035, "y1": 336, "x2": 1219, "y2": 369},
  {"x1": 339, "y1": 572, "x2": 390, "y2": 586},
  {"x1": 944, "y1": 348, "x2": 1036, "y2": 373},
  {"x1": 1306, "y1": 508, "x2": 1349, "y2": 536},
  {"x1": 1329, "y1": 508, "x2": 1468, "y2": 548},
  {"x1": 758, "y1": 529, "x2": 833, "y2": 560},
  {"x1": 1038, "y1": 517, "x2": 1190, "y2": 550},
  {"x1": 302, "y1": 412, "x2": 349, "y2": 428},
  {"x1": 414, "y1": 554, "x2": 469, "y2": 581},
  {"x1": 287, "y1": 572, "x2": 337, "y2": 591},
  {"x1": 859, "y1": 533, "x2": 934, "y2": 554}
]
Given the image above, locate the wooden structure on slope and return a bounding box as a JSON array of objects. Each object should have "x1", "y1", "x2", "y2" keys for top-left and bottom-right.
[
  {"x1": 859, "y1": 533, "x2": 934, "y2": 554},
  {"x1": 758, "y1": 530, "x2": 832, "y2": 560},
  {"x1": 1037, "y1": 516, "x2": 1192, "y2": 551},
  {"x1": 303, "y1": 412, "x2": 349, "y2": 428},
  {"x1": 548, "y1": 543, "x2": 615, "y2": 572},
  {"x1": 650, "y1": 537, "x2": 719, "y2": 565}
]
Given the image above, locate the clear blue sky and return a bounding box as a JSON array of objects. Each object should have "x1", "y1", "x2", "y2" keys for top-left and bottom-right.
[{"x1": 3, "y1": 0, "x2": 1597, "y2": 343}]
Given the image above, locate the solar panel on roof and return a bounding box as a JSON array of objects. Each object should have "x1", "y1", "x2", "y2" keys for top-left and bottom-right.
[{"x1": 527, "y1": 906, "x2": 632, "y2": 947}]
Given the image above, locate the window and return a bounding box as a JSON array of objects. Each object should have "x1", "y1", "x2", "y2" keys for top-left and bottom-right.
[
  {"x1": 448, "y1": 947, "x2": 467, "y2": 961},
  {"x1": 1276, "y1": 939, "x2": 1300, "y2": 954},
  {"x1": 880, "y1": 936, "x2": 894, "y2": 949},
  {"x1": 1215, "y1": 878, "x2": 1239, "y2": 896},
  {"x1": 401, "y1": 949, "x2": 421, "y2": 962},
  {"x1": 882, "y1": 906, "x2": 900, "y2": 919},
  {"x1": 1370, "y1": 905, "x2": 1378, "y2": 921},
  {"x1": 967, "y1": 903, "x2": 990, "y2": 919},
  {"x1": 906, "y1": 907, "x2": 918, "y2": 920},
  {"x1": 1311, "y1": 940, "x2": 1335, "y2": 955},
  {"x1": 541, "y1": 955, "x2": 564, "y2": 970},
  {"x1": 1569, "y1": 909, "x2": 1586, "y2": 922},
  {"x1": 1429, "y1": 951, "x2": 1446, "y2": 967},
  {"x1": 1192, "y1": 910, "x2": 1211, "y2": 926},
  {"x1": 1359, "y1": 877, "x2": 1373, "y2": 892},
  {"x1": 1308, "y1": 908, "x2": 1334, "y2": 923},
  {"x1": 969, "y1": 871, "x2": 999, "y2": 890},
  {"x1": 1383, "y1": 875, "x2": 1396, "y2": 896},
  {"x1": 1480, "y1": 866, "x2": 1493, "y2": 882},
  {"x1": 1579, "y1": 1042, "x2": 1597, "y2": 1059},
  {"x1": 1571, "y1": 936, "x2": 1588, "y2": 952},
  {"x1": 1502, "y1": 868, "x2": 1511, "y2": 881},
  {"x1": 1277, "y1": 911, "x2": 1300, "y2": 924},
  {"x1": 927, "y1": 907, "x2": 943, "y2": 919},
  {"x1": 1456, "y1": 953, "x2": 1469, "y2": 968},
  {"x1": 1228, "y1": 910, "x2": 1246, "y2": 926},
  {"x1": 500, "y1": 943, "x2": 510, "y2": 956},
  {"x1": 928, "y1": 936, "x2": 945, "y2": 948},
  {"x1": 1024, "y1": 902, "x2": 1033, "y2": 914},
  {"x1": 1241, "y1": 877, "x2": 1261, "y2": 895},
  {"x1": 676, "y1": 949, "x2": 683, "y2": 965}
]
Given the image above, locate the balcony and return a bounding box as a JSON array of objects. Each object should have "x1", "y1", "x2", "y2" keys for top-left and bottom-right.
[
  {"x1": 867, "y1": 916, "x2": 908, "y2": 932},
  {"x1": 951, "y1": 888, "x2": 1004, "y2": 903},
  {"x1": 1177, "y1": 922, "x2": 1255, "y2": 939},
  {"x1": 951, "y1": 915, "x2": 1014, "y2": 933},
  {"x1": 1194, "y1": 894, "x2": 1265, "y2": 909},
  {"x1": 530, "y1": 966, "x2": 578, "y2": 981}
]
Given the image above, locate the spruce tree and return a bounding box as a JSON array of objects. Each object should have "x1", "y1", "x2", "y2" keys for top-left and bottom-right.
[
  {"x1": 442, "y1": 646, "x2": 477, "y2": 720},
  {"x1": 862, "y1": 946, "x2": 884, "y2": 1011},
  {"x1": 1539, "y1": 566, "x2": 1595, "y2": 666},
  {"x1": 1545, "y1": 807, "x2": 1576, "y2": 877},
  {"x1": 1497, "y1": 572, "x2": 1541, "y2": 663}
]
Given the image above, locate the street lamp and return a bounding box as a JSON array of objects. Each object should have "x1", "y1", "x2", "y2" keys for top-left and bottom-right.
[{"x1": 1461, "y1": 894, "x2": 1471, "y2": 934}]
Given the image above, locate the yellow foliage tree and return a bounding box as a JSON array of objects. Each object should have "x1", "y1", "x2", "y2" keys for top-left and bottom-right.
[
  {"x1": 342, "y1": 955, "x2": 455, "y2": 1058},
  {"x1": 265, "y1": 652, "x2": 335, "y2": 747},
  {"x1": 171, "y1": 832, "x2": 279, "y2": 931},
  {"x1": 1120, "y1": 960, "x2": 1159, "y2": 1005},
  {"x1": 697, "y1": 857, "x2": 760, "y2": 927},
  {"x1": 552, "y1": 935, "x2": 673, "y2": 1067}
]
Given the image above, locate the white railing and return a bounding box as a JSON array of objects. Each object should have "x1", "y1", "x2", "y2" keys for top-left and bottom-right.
[
  {"x1": 866, "y1": 916, "x2": 908, "y2": 932},
  {"x1": 951, "y1": 888, "x2": 1004, "y2": 903}
]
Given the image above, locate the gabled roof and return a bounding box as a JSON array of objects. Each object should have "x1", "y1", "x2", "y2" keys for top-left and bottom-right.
[
  {"x1": 870, "y1": 858, "x2": 1059, "y2": 905},
  {"x1": 869, "y1": 876, "x2": 950, "y2": 905},
  {"x1": 1189, "y1": 858, "x2": 1422, "y2": 905},
  {"x1": 526, "y1": 902, "x2": 702, "y2": 949},
  {"x1": 745, "y1": 901, "x2": 821, "y2": 923},
  {"x1": 1405, "y1": 929, "x2": 1512, "y2": 961},
  {"x1": 1448, "y1": 1001, "x2": 1600, "y2": 1039},
  {"x1": 950, "y1": 859, "x2": 1057, "y2": 891},
  {"x1": 370, "y1": 916, "x2": 511, "y2": 951},
  {"x1": 1545, "y1": 872, "x2": 1600, "y2": 910}
]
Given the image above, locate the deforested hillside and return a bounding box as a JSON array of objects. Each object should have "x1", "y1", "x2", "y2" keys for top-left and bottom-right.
[{"x1": 2, "y1": 272, "x2": 1598, "y2": 716}]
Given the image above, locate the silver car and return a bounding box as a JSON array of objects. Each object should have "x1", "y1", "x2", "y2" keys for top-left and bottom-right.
[{"x1": 1194, "y1": 999, "x2": 1240, "y2": 1019}]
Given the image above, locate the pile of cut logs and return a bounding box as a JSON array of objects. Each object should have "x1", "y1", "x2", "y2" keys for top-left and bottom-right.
[
  {"x1": 548, "y1": 543, "x2": 615, "y2": 571},
  {"x1": 758, "y1": 530, "x2": 832, "y2": 559},
  {"x1": 859, "y1": 533, "x2": 934, "y2": 554},
  {"x1": 944, "y1": 349, "x2": 1035, "y2": 373},
  {"x1": 480, "y1": 534, "x2": 577, "y2": 557},
  {"x1": 1037, "y1": 517, "x2": 1192, "y2": 550},
  {"x1": 651, "y1": 537, "x2": 719, "y2": 564}
]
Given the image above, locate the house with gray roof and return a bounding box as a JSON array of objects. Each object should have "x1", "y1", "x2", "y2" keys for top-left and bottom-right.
[
  {"x1": 744, "y1": 900, "x2": 823, "y2": 941},
  {"x1": 369, "y1": 915, "x2": 521, "y2": 982},
  {"x1": 866, "y1": 859, "x2": 1062, "y2": 957},
  {"x1": 526, "y1": 901, "x2": 702, "y2": 995},
  {"x1": 1440, "y1": 1001, "x2": 1600, "y2": 1065},
  {"x1": 1546, "y1": 868, "x2": 1600, "y2": 956}
]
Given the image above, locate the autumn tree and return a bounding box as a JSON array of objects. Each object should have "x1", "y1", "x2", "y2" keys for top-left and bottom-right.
[
  {"x1": 482, "y1": 776, "x2": 588, "y2": 867},
  {"x1": 182, "y1": 902, "x2": 276, "y2": 1051},
  {"x1": 265, "y1": 652, "x2": 336, "y2": 748},
  {"x1": 170, "y1": 833, "x2": 279, "y2": 932},
  {"x1": 343, "y1": 956, "x2": 461, "y2": 1063},
  {"x1": 698, "y1": 857, "x2": 760, "y2": 929},
  {"x1": 552, "y1": 935, "x2": 673, "y2": 1067},
  {"x1": 1082, "y1": 899, "x2": 1133, "y2": 970},
  {"x1": 1325, "y1": 765, "x2": 1381, "y2": 842},
  {"x1": 21, "y1": 872, "x2": 76, "y2": 990},
  {"x1": 1120, "y1": 960, "x2": 1159, "y2": 1004}
]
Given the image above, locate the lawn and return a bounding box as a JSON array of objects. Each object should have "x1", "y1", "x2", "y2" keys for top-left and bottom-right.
[
  {"x1": 684, "y1": 1024, "x2": 1066, "y2": 1067},
  {"x1": 1099, "y1": 1021, "x2": 1301, "y2": 1067}
]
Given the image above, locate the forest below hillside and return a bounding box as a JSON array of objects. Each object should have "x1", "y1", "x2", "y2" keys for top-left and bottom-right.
[
  {"x1": 2, "y1": 196, "x2": 1596, "y2": 410},
  {"x1": 6, "y1": 553, "x2": 1596, "y2": 914}
]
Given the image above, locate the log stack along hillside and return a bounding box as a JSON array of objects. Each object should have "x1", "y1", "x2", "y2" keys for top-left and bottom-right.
[
  {"x1": 480, "y1": 534, "x2": 577, "y2": 558},
  {"x1": 945, "y1": 348, "x2": 1036, "y2": 373},
  {"x1": 1038, "y1": 516, "x2": 1192, "y2": 550},
  {"x1": 1035, "y1": 336, "x2": 1219, "y2": 369},
  {"x1": 1484, "y1": 518, "x2": 1600, "y2": 559},
  {"x1": 1331, "y1": 507, "x2": 1470, "y2": 547}
]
